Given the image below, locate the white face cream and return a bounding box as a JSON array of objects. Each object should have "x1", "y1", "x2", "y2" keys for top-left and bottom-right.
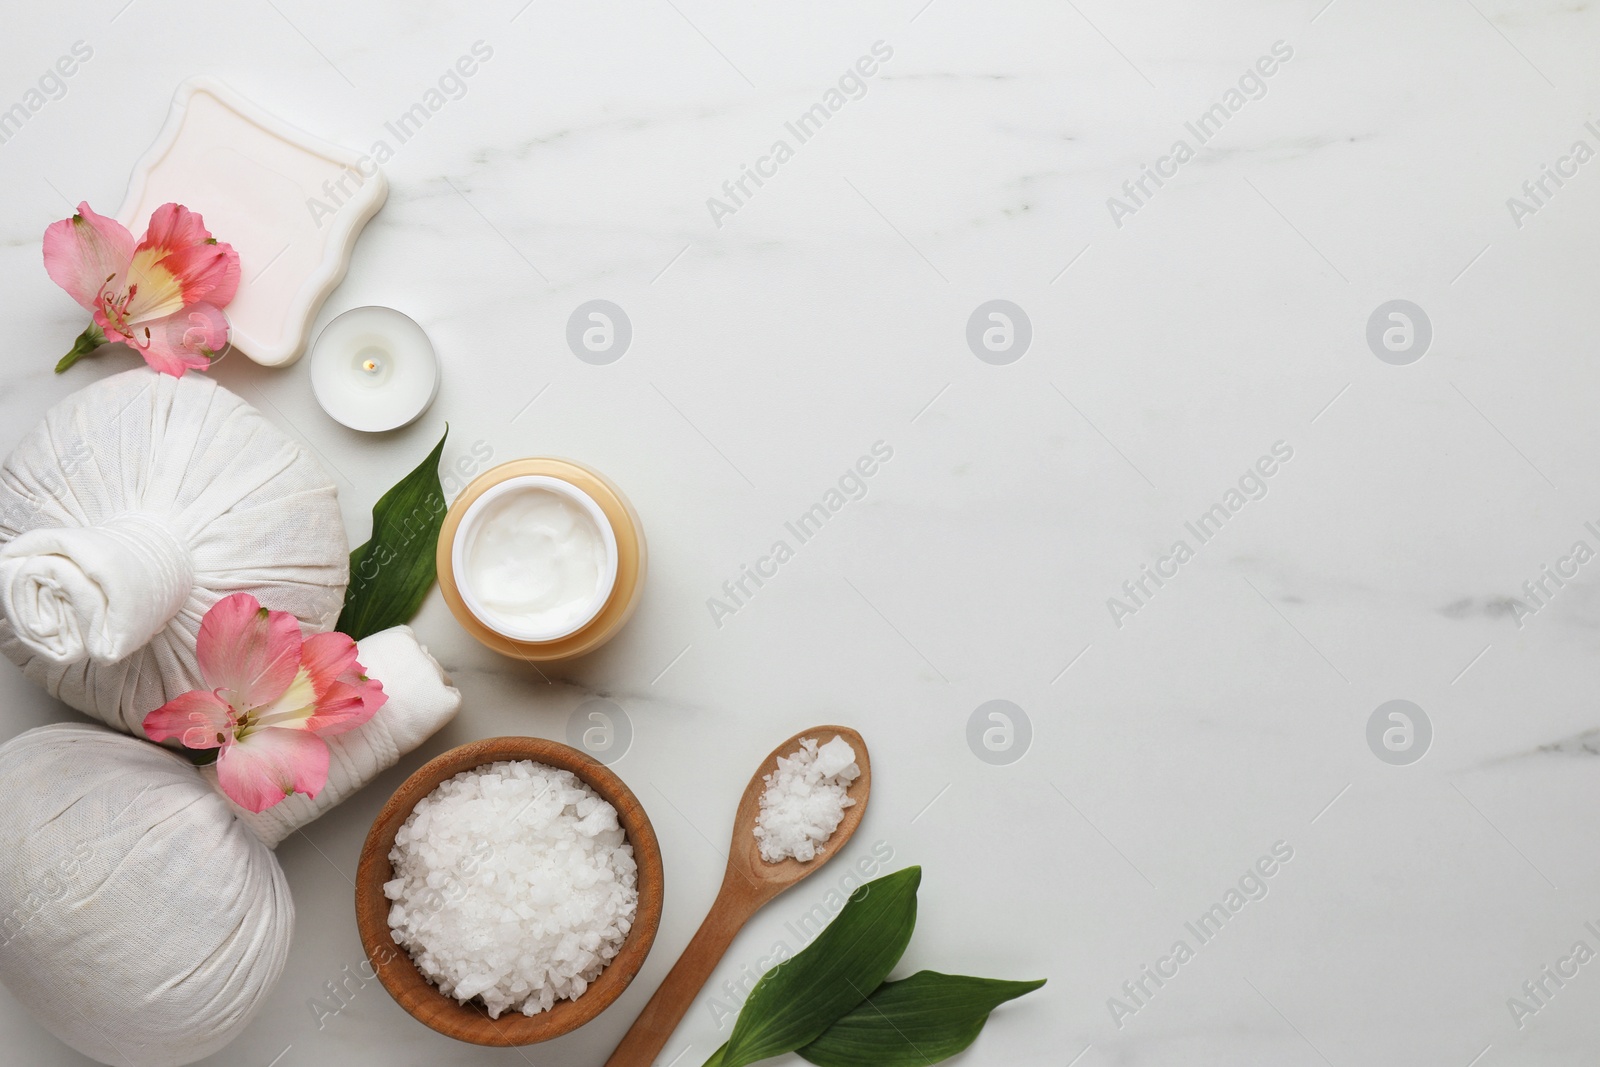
[{"x1": 453, "y1": 476, "x2": 619, "y2": 642}]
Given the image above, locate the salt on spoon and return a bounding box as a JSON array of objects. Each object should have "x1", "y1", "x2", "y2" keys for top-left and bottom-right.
[
  {"x1": 603, "y1": 725, "x2": 871, "y2": 1067},
  {"x1": 754, "y1": 736, "x2": 861, "y2": 864}
]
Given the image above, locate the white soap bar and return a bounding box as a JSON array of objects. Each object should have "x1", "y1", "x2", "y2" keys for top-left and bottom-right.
[{"x1": 118, "y1": 78, "x2": 386, "y2": 367}]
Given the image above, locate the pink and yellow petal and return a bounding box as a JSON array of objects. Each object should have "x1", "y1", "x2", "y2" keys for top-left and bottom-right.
[
  {"x1": 43, "y1": 203, "x2": 134, "y2": 312},
  {"x1": 300, "y1": 631, "x2": 360, "y2": 700},
  {"x1": 143, "y1": 689, "x2": 234, "y2": 748},
  {"x1": 121, "y1": 247, "x2": 189, "y2": 324},
  {"x1": 137, "y1": 203, "x2": 212, "y2": 255},
  {"x1": 302, "y1": 677, "x2": 384, "y2": 737},
  {"x1": 92, "y1": 310, "x2": 132, "y2": 347},
  {"x1": 248, "y1": 666, "x2": 317, "y2": 731},
  {"x1": 131, "y1": 303, "x2": 229, "y2": 377},
  {"x1": 346, "y1": 670, "x2": 388, "y2": 719},
  {"x1": 133, "y1": 204, "x2": 239, "y2": 308},
  {"x1": 161, "y1": 238, "x2": 240, "y2": 308},
  {"x1": 197, "y1": 593, "x2": 302, "y2": 707},
  {"x1": 217, "y1": 727, "x2": 330, "y2": 813}
]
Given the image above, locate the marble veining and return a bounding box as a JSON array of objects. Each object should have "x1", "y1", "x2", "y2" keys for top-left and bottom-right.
[{"x1": 3, "y1": 1, "x2": 1600, "y2": 1065}]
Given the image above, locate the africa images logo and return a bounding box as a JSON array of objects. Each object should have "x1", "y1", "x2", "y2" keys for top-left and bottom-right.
[
  {"x1": 1105, "y1": 40, "x2": 1294, "y2": 228},
  {"x1": 705, "y1": 42, "x2": 894, "y2": 228}
]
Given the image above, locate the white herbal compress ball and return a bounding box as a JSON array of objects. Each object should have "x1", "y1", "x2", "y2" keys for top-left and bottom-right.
[
  {"x1": 0, "y1": 724, "x2": 291, "y2": 1067},
  {"x1": 0, "y1": 628, "x2": 463, "y2": 1067},
  {"x1": 0, "y1": 368, "x2": 348, "y2": 735}
]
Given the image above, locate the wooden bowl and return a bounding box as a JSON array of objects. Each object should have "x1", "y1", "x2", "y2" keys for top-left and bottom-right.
[{"x1": 355, "y1": 736, "x2": 665, "y2": 1045}]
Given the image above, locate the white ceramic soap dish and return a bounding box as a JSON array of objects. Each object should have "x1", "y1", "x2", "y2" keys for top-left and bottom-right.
[{"x1": 118, "y1": 77, "x2": 387, "y2": 367}]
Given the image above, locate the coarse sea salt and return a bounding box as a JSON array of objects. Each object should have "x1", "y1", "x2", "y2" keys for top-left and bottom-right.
[
  {"x1": 383, "y1": 760, "x2": 638, "y2": 1018},
  {"x1": 754, "y1": 735, "x2": 860, "y2": 863}
]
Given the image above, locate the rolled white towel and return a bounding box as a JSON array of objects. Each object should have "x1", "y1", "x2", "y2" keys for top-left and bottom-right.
[
  {"x1": 0, "y1": 512, "x2": 194, "y2": 666},
  {"x1": 202, "y1": 625, "x2": 461, "y2": 847}
]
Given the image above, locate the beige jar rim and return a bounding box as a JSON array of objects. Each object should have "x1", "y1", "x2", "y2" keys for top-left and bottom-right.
[{"x1": 437, "y1": 458, "x2": 646, "y2": 661}]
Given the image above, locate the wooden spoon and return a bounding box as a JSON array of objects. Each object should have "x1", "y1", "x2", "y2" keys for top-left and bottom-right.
[{"x1": 604, "y1": 725, "x2": 871, "y2": 1067}]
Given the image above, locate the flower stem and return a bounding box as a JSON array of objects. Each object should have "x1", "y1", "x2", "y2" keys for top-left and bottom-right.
[{"x1": 55, "y1": 323, "x2": 107, "y2": 373}]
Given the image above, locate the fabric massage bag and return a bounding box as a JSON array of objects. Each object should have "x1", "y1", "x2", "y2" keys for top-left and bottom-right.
[{"x1": 0, "y1": 370, "x2": 462, "y2": 1066}]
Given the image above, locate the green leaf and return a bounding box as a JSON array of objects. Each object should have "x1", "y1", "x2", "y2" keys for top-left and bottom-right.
[
  {"x1": 335, "y1": 429, "x2": 448, "y2": 640},
  {"x1": 714, "y1": 866, "x2": 921, "y2": 1067},
  {"x1": 797, "y1": 971, "x2": 1046, "y2": 1067}
]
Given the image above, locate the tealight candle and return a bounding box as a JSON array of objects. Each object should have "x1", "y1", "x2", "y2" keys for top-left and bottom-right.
[{"x1": 310, "y1": 306, "x2": 440, "y2": 432}]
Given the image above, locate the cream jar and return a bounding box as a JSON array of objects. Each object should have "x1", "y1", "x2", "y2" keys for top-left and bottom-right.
[{"x1": 438, "y1": 459, "x2": 645, "y2": 660}]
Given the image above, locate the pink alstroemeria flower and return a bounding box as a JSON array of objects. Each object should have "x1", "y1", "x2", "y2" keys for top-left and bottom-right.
[
  {"x1": 43, "y1": 201, "x2": 240, "y2": 377},
  {"x1": 143, "y1": 593, "x2": 387, "y2": 813}
]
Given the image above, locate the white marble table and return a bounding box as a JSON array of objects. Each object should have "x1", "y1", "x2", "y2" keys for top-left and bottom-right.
[{"x1": 3, "y1": 1, "x2": 1600, "y2": 1064}]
